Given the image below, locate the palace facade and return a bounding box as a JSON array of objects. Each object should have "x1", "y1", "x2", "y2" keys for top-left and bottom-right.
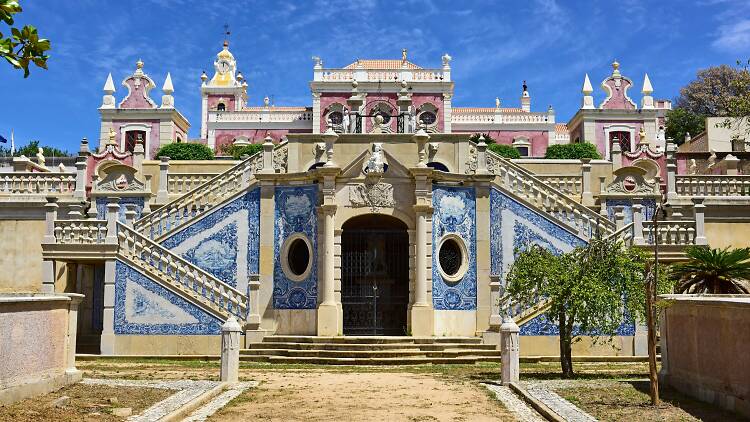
[{"x1": 2, "y1": 41, "x2": 748, "y2": 359}]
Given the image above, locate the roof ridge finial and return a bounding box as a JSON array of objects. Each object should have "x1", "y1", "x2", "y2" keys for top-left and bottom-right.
[
  {"x1": 223, "y1": 23, "x2": 231, "y2": 48},
  {"x1": 612, "y1": 59, "x2": 621, "y2": 77}
]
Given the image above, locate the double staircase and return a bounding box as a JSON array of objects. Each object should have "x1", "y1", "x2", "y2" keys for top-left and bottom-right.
[{"x1": 241, "y1": 336, "x2": 501, "y2": 365}]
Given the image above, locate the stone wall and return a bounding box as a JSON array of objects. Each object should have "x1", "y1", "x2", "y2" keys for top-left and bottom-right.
[
  {"x1": 660, "y1": 295, "x2": 750, "y2": 418},
  {"x1": 0, "y1": 294, "x2": 82, "y2": 404},
  {"x1": 0, "y1": 220, "x2": 46, "y2": 292}
]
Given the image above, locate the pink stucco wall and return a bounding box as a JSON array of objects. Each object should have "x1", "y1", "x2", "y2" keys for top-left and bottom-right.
[
  {"x1": 214, "y1": 129, "x2": 308, "y2": 153},
  {"x1": 208, "y1": 94, "x2": 236, "y2": 111},
  {"x1": 0, "y1": 300, "x2": 68, "y2": 395},
  {"x1": 412, "y1": 93, "x2": 444, "y2": 133},
  {"x1": 600, "y1": 78, "x2": 636, "y2": 110},
  {"x1": 594, "y1": 120, "x2": 644, "y2": 156},
  {"x1": 112, "y1": 120, "x2": 161, "y2": 159},
  {"x1": 319, "y1": 92, "x2": 443, "y2": 133},
  {"x1": 119, "y1": 77, "x2": 156, "y2": 109},
  {"x1": 661, "y1": 296, "x2": 750, "y2": 418},
  {"x1": 454, "y1": 130, "x2": 549, "y2": 157}
]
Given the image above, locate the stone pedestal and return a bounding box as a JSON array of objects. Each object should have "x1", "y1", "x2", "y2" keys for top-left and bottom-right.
[
  {"x1": 500, "y1": 315, "x2": 520, "y2": 385},
  {"x1": 220, "y1": 317, "x2": 241, "y2": 383}
]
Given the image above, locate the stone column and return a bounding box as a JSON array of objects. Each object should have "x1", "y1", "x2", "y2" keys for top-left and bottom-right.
[
  {"x1": 41, "y1": 197, "x2": 59, "y2": 293},
  {"x1": 64, "y1": 293, "x2": 84, "y2": 381},
  {"x1": 220, "y1": 316, "x2": 241, "y2": 383},
  {"x1": 500, "y1": 315, "x2": 520, "y2": 385},
  {"x1": 411, "y1": 166, "x2": 435, "y2": 336},
  {"x1": 693, "y1": 197, "x2": 708, "y2": 245},
  {"x1": 666, "y1": 143, "x2": 678, "y2": 201},
  {"x1": 317, "y1": 167, "x2": 340, "y2": 336},
  {"x1": 317, "y1": 204, "x2": 339, "y2": 336},
  {"x1": 105, "y1": 198, "x2": 120, "y2": 244},
  {"x1": 156, "y1": 156, "x2": 170, "y2": 203},
  {"x1": 74, "y1": 157, "x2": 87, "y2": 201},
  {"x1": 611, "y1": 141, "x2": 622, "y2": 170},
  {"x1": 581, "y1": 158, "x2": 594, "y2": 206},
  {"x1": 100, "y1": 259, "x2": 117, "y2": 355},
  {"x1": 632, "y1": 201, "x2": 645, "y2": 245}
]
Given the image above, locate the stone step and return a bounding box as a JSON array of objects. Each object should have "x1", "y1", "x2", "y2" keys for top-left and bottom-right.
[
  {"x1": 240, "y1": 348, "x2": 501, "y2": 359},
  {"x1": 262, "y1": 336, "x2": 483, "y2": 345},
  {"x1": 245, "y1": 342, "x2": 497, "y2": 351},
  {"x1": 238, "y1": 355, "x2": 502, "y2": 365}
]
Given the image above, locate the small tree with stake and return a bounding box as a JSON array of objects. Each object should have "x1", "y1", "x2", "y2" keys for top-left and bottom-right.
[{"x1": 504, "y1": 236, "x2": 669, "y2": 379}]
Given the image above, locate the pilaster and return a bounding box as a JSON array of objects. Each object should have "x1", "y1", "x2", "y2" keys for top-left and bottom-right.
[
  {"x1": 317, "y1": 167, "x2": 341, "y2": 336},
  {"x1": 410, "y1": 167, "x2": 434, "y2": 336}
]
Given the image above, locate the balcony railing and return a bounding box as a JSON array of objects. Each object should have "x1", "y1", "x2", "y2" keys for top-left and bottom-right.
[
  {"x1": 0, "y1": 172, "x2": 76, "y2": 196},
  {"x1": 675, "y1": 175, "x2": 750, "y2": 197}
]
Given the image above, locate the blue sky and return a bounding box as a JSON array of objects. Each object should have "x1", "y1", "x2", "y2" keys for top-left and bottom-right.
[{"x1": 1, "y1": 0, "x2": 749, "y2": 153}]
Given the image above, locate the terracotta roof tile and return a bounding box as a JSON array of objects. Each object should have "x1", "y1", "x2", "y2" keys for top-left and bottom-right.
[
  {"x1": 555, "y1": 123, "x2": 568, "y2": 134},
  {"x1": 243, "y1": 106, "x2": 310, "y2": 112},
  {"x1": 344, "y1": 59, "x2": 422, "y2": 70}
]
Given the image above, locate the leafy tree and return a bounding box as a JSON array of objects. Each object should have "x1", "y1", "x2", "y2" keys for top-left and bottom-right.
[
  {"x1": 7, "y1": 139, "x2": 69, "y2": 157},
  {"x1": 469, "y1": 133, "x2": 521, "y2": 159},
  {"x1": 665, "y1": 108, "x2": 706, "y2": 145},
  {"x1": 675, "y1": 64, "x2": 749, "y2": 117},
  {"x1": 155, "y1": 142, "x2": 214, "y2": 160},
  {"x1": 544, "y1": 143, "x2": 601, "y2": 160},
  {"x1": 671, "y1": 246, "x2": 750, "y2": 294},
  {"x1": 1, "y1": 1, "x2": 50, "y2": 77},
  {"x1": 487, "y1": 143, "x2": 521, "y2": 159},
  {"x1": 719, "y1": 60, "x2": 750, "y2": 139},
  {"x1": 220, "y1": 143, "x2": 263, "y2": 159},
  {"x1": 504, "y1": 237, "x2": 666, "y2": 378}
]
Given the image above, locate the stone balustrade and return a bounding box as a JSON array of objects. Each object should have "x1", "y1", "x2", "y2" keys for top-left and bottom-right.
[
  {"x1": 451, "y1": 111, "x2": 551, "y2": 124},
  {"x1": 535, "y1": 174, "x2": 583, "y2": 197},
  {"x1": 53, "y1": 220, "x2": 107, "y2": 244},
  {"x1": 139, "y1": 153, "x2": 262, "y2": 239},
  {"x1": 315, "y1": 67, "x2": 447, "y2": 82},
  {"x1": 642, "y1": 220, "x2": 698, "y2": 246},
  {"x1": 209, "y1": 110, "x2": 313, "y2": 123},
  {"x1": 167, "y1": 173, "x2": 219, "y2": 196},
  {"x1": 0, "y1": 172, "x2": 76, "y2": 196},
  {"x1": 487, "y1": 151, "x2": 614, "y2": 238},
  {"x1": 117, "y1": 223, "x2": 249, "y2": 320},
  {"x1": 674, "y1": 175, "x2": 750, "y2": 197}
]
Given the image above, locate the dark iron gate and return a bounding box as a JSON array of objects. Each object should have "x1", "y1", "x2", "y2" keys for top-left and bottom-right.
[{"x1": 341, "y1": 228, "x2": 409, "y2": 335}]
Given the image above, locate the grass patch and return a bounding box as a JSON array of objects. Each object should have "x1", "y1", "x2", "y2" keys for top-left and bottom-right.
[{"x1": 554, "y1": 381, "x2": 745, "y2": 422}]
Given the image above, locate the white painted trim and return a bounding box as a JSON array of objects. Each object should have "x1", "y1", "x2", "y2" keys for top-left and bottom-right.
[
  {"x1": 119, "y1": 123, "x2": 152, "y2": 159},
  {"x1": 603, "y1": 124, "x2": 636, "y2": 159}
]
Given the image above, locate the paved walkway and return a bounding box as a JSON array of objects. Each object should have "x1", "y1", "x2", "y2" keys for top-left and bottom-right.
[
  {"x1": 483, "y1": 383, "x2": 546, "y2": 422},
  {"x1": 523, "y1": 381, "x2": 598, "y2": 422}
]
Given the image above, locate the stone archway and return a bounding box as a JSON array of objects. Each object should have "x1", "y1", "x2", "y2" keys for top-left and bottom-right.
[{"x1": 341, "y1": 214, "x2": 409, "y2": 335}]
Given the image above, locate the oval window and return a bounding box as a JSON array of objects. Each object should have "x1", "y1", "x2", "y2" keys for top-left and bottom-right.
[
  {"x1": 328, "y1": 111, "x2": 343, "y2": 125},
  {"x1": 287, "y1": 238, "x2": 311, "y2": 277},
  {"x1": 439, "y1": 238, "x2": 463, "y2": 277},
  {"x1": 419, "y1": 111, "x2": 436, "y2": 125}
]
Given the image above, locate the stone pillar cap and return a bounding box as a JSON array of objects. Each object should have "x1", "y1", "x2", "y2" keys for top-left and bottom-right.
[{"x1": 222, "y1": 316, "x2": 242, "y2": 332}]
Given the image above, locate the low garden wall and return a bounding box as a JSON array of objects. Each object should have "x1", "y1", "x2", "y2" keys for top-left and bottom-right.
[
  {"x1": 0, "y1": 293, "x2": 83, "y2": 404},
  {"x1": 659, "y1": 294, "x2": 750, "y2": 418}
]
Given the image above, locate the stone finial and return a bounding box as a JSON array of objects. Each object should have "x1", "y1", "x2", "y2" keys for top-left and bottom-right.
[
  {"x1": 322, "y1": 125, "x2": 339, "y2": 168},
  {"x1": 103, "y1": 73, "x2": 115, "y2": 94},
  {"x1": 582, "y1": 73, "x2": 593, "y2": 95},
  {"x1": 36, "y1": 147, "x2": 45, "y2": 166},
  {"x1": 413, "y1": 127, "x2": 430, "y2": 168},
  {"x1": 442, "y1": 53, "x2": 452, "y2": 67},
  {"x1": 642, "y1": 73, "x2": 653, "y2": 95},
  {"x1": 312, "y1": 56, "x2": 322, "y2": 68},
  {"x1": 162, "y1": 72, "x2": 174, "y2": 94},
  {"x1": 236, "y1": 70, "x2": 244, "y2": 82},
  {"x1": 263, "y1": 96, "x2": 270, "y2": 107},
  {"x1": 200, "y1": 70, "x2": 208, "y2": 83},
  {"x1": 134, "y1": 59, "x2": 144, "y2": 77},
  {"x1": 612, "y1": 59, "x2": 621, "y2": 77}
]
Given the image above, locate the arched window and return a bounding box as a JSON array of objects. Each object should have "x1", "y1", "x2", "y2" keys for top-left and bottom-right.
[
  {"x1": 217, "y1": 103, "x2": 226, "y2": 111},
  {"x1": 610, "y1": 131, "x2": 631, "y2": 154},
  {"x1": 124, "y1": 130, "x2": 145, "y2": 153}
]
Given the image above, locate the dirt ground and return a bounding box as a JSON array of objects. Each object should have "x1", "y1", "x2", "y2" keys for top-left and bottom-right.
[
  {"x1": 0, "y1": 383, "x2": 172, "y2": 421},
  {"x1": 210, "y1": 371, "x2": 515, "y2": 421}
]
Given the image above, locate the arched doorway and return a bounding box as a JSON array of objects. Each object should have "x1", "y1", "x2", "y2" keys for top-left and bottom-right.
[{"x1": 341, "y1": 214, "x2": 409, "y2": 335}]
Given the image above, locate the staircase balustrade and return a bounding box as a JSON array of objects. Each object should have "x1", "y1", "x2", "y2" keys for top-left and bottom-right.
[
  {"x1": 135, "y1": 152, "x2": 263, "y2": 239},
  {"x1": 535, "y1": 174, "x2": 583, "y2": 197},
  {"x1": 167, "y1": 173, "x2": 220, "y2": 196},
  {"x1": 642, "y1": 220, "x2": 697, "y2": 246},
  {"x1": 117, "y1": 222, "x2": 248, "y2": 320},
  {"x1": 486, "y1": 150, "x2": 614, "y2": 238},
  {"x1": 0, "y1": 172, "x2": 76, "y2": 196},
  {"x1": 53, "y1": 220, "x2": 107, "y2": 244},
  {"x1": 675, "y1": 175, "x2": 750, "y2": 197}
]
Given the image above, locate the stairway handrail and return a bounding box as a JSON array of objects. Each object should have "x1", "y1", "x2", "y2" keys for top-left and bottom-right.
[
  {"x1": 117, "y1": 221, "x2": 248, "y2": 319},
  {"x1": 486, "y1": 149, "x2": 616, "y2": 233}
]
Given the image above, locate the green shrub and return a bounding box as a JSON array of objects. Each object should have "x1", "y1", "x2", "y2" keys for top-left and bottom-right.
[
  {"x1": 488, "y1": 143, "x2": 521, "y2": 159},
  {"x1": 544, "y1": 143, "x2": 601, "y2": 160},
  {"x1": 155, "y1": 142, "x2": 214, "y2": 160},
  {"x1": 469, "y1": 133, "x2": 496, "y2": 144},
  {"x1": 224, "y1": 144, "x2": 263, "y2": 160}
]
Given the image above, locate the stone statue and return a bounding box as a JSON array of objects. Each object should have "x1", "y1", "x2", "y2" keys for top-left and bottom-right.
[
  {"x1": 342, "y1": 106, "x2": 350, "y2": 133},
  {"x1": 689, "y1": 159, "x2": 698, "y2": 175},
  {"x1": 707, "y1": 149, "x2": 717, "y2": 169},
  {"x1": 36, "y1": 147, "x2": 45, "y2": 166},
  {"x1": 408, "y1": 105, "x2": 416, "y2": 133},
  {"x1": 442, "y1": 53, "x2": 452, "y2": 66},
  {"x1": 495, "y1": 97, "x2": 500, "y2": 109},
  {"x1": 402, "y1": 48, "x2": 407, "y2": 62},
  {"x1": 263, "y1": 96, "x2": 270, "y2": 107},
  {"x1": 364, "y1": 143, "x2": 385, "y2": 174},
  {"x1": 108, "y1": 128, "x2": 117, "y2": 146}
]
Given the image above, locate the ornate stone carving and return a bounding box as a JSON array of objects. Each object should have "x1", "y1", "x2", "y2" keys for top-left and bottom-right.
[
  {"x1": 363, "y1": 143, "x2": 385, "y2": 174},
  {"x1": 272, "y1": 146, "x2": 288, "y2": 173},
  {"x1": 605, "y1": 166, "x2": 656, "y2": 195},
  {"x1": 349, "y1": 181, "x2": 395, "y2": 211},
  {"x1": 464, "y1": 145, "x2": 477, "y2": 174}
]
